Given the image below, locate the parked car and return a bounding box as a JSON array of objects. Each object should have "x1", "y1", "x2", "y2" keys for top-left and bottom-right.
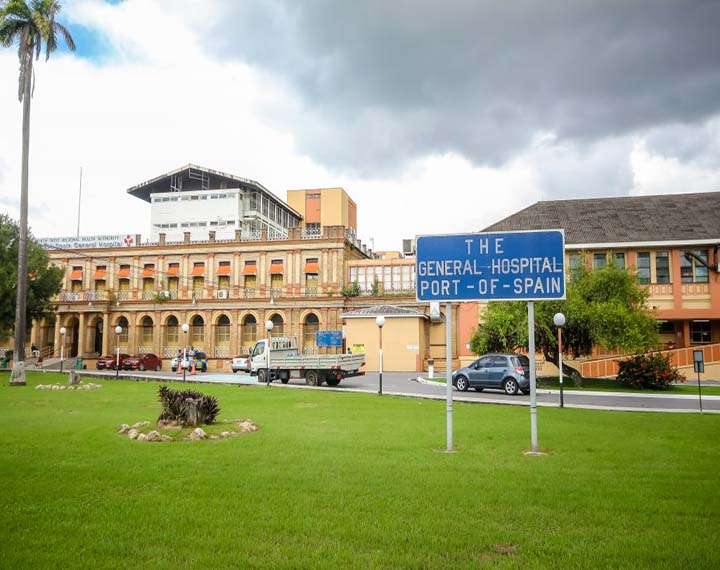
[
  {"x1": 96, "y1": 353, "x2": 131, "y2": 370},
  {"x1": 231, "y1": 355, "x2": 251, "y2": 373},
  {"x1": 124, "y1": 353, "x2": 162, "y2": 371},
  {"x1": 170, "y1": 351, "x2": 208, "y2": 372},
  {"x1": 452, "y1": 353, "x2": 530, "y2": 395}
]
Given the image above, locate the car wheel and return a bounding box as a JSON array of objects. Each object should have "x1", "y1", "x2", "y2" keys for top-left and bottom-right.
[
  {"x1": 232, "y1": 369, "x2": 237, "y2": 374},
  {"x1": 202, "y1": 364, "x2": 207, "y2": 372},
  {"x1": 139, "y1": 363, "x2": 145, "y2": 371},
  {"x1": 473, "y1": 387, "x2": 484, "y2": 392},
  {"x1": 306, "y1": 370, "x2": 320, "y2": 386},
  {"x1": 455, "y1": 375, "x2": 469, "y2": 392},
  {"x1": 257, "y1": 369, "x2": 268, "y2": 383},
  {"x1": 171, "y1": 367, "x2": 177, "y2": 373},
  {"x1": 503, "y1": 378, "x2": 519, "y2": 395}
]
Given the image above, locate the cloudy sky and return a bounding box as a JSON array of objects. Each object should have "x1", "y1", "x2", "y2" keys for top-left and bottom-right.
[{"x1": 1, "y1": 0, "x2": 719, "y2": 251}]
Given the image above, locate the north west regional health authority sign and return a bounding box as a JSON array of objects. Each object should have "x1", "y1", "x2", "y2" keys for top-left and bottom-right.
[{"x1": 416, "y1": 230, "x2": 566, "y2": 302}]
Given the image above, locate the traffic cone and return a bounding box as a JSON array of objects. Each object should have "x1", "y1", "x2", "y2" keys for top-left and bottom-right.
[
  {"x1": 191, "y1": 361, "x2": 197, "y2": 375},
  {"x1": 176, "y1": 361, "x2": 182, "y2": 375}
]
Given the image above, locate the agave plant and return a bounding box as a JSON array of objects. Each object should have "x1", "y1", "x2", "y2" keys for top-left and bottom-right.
[{"x1": 157, "y1": 385, "x2": 220, "y2": 426}]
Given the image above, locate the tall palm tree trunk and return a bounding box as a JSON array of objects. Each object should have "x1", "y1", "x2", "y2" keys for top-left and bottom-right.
[{"x1": 10, "y1": 51, "x2": 32, "y2": 386}]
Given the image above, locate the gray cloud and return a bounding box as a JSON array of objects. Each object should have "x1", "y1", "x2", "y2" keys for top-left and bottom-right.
[{"x1": 204, "y1": 0, "x2": 720, "y2": 175}]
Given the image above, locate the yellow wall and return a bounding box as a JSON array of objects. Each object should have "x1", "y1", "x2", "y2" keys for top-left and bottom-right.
[
  {"x1": 345, "y1": 317, "x2": 423, "y2": 371},
  {"x1": 286, "y1": 188, "x2": 357, "y2": 231}
]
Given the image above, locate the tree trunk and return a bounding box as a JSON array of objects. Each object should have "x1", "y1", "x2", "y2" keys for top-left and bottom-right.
[
  {"x1": 10, "y1": 52, "x2": 32, "y2": 387},
  {"x1": 543, "y1": 350, "x2": 584, "y2": 387}
]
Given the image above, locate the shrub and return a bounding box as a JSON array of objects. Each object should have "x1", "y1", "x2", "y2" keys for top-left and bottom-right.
[
  {"x1": 340, "y1": 281, "x2": 361, "y2": 297},
  {"x1": 158, "y1": 385, "x2": 220, "y2": 426},
  {"x1": 616, "y1": 352, "x2": 685, "y2": 390}
]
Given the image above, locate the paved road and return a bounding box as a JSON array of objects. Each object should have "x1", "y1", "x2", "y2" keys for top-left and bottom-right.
[{"x1": 71, "y1": 369, "x2": 720, "y2": 413}]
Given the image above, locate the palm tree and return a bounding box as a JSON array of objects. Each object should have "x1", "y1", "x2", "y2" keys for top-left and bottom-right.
[{"x1": 0, "y1": 0, "x2": 75, "y2": 385}]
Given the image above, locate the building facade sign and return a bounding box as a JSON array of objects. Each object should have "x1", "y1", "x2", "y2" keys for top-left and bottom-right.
[{"x1": 38, "y1": 234, "x2": 136, "y2": 250}]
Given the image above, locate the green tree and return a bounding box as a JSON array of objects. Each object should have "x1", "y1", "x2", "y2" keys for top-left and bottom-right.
[
  {"x1": 470, "y1": 264, "x2": 659, "y2": 385},
  {"x1": 0, "y1": 0, "x2": 75, "y2": 384},
  {"x1": 0, "y1": 214, "x2": 64, "y2": 343}
]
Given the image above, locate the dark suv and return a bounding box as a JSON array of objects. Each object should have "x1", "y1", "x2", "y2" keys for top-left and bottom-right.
[{"x1": 452, "y1": 353, "x2": 530, "y2": 395}]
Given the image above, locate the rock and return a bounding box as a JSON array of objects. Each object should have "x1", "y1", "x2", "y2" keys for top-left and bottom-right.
[
  {"x1": 160, "y1": 435, "x2": 173, "y2": 442},
  {"x1": 132, "y1": 421, "x2": 150, "y2": 429},
  {"x1": 238, "y1": 421, "x2": 257, "y2": 433},
  {"x1": 35, "y1": 385, "x2": 44, "y2": 390},
  {"x1": 59, "y1": 385, "x2": 66, "y2": 390},
  {"x1": 118, "y1": 424, "x2": 130, "y2": 434},
  {"x1": 146, "y1": 430, "x2": 161, "y2": 442},
  {"x1": 137, "y1": 433, "x2": 148, "y2": 442},
  {"x1": 220, "y1": 431, "x2": 232, "y2": 438},
  {"x1": 209, "y1": 435, "x2": 219, "y2": 440},
  {"x1": 157, "y1": 420, "x2": 182, "y2": 430},
  {"x1": 127, "y1": 429, "x2": 139, "y2": 440},
  {"x1": 189, "y1": 427, "x2": 207, "y2": 441}
]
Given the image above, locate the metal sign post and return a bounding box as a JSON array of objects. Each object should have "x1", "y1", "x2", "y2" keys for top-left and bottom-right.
[
  {"x1": 694, "y1": 349, "x2": 704, "y2": 413},
  {"x1": 416, "y1": 230, "x2": 566, "y2": 454}
]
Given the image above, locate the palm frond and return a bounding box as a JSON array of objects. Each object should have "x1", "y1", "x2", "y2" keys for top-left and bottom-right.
[{"x1": 54, "y1": 20, "x2": 73, "y2": 51}]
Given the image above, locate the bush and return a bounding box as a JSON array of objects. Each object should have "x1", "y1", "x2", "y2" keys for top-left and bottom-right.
[
  {"x1": 616, "y1": 352, "x2": 685, "y2": 390},
  {"x1": 158, "y1": 385, "x2": 220, "y2": 426}
]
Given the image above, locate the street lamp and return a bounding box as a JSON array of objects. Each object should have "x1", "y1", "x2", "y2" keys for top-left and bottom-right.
[
  {"x1": 114, "y1": 325, "x2": 122, "y2": 380},
  {"x1": 376, "y1": 316, "x2": 385, "y2": 396},
  {"x1": 265, "y1": 320, "x2": 274, "y2": 386},
  {"x1": 59, "y1": 327, "x2": 66, "y2": 373},
  {"x1": 181, "y1": 323, "x2": 190, "y2": 383},
  {"x1": 553, "y1": 312, "x2": 566, "y2": 408}
]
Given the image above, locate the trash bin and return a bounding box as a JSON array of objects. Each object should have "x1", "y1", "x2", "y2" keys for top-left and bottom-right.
[
  {"x1": 75, "y1": 357, "x2": 84, "y2": 370},
  {"x1": 1, "y1": 355, "x2": 7, "y2": 369}
]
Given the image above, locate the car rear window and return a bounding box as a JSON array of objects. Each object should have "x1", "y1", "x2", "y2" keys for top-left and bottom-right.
[{"x1": 512, "y1": 355, "x2": 530, "y2": 367}]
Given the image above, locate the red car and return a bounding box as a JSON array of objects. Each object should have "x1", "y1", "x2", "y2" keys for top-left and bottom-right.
[
  {"x1": 96, "y1": 354, "x2": 131, "y2": 370},
  {"x1": 124, "y1": 353, "x2": 162, "y2": 371}
]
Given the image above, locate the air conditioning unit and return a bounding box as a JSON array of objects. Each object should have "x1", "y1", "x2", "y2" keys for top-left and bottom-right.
[
  {"x1": 217, "y1": 290, "x2": 229, "y2": 299},
  {"x1": 159, "y1": 290, "x2": 171, "y2": 299},
  {"x1": 402, "y1": 238, "x2": 416, "y2": 256}
]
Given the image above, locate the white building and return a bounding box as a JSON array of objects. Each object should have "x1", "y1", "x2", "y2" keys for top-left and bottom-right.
[{"x1": 127, "y1": 164, "x2": 302, "y2": 242}]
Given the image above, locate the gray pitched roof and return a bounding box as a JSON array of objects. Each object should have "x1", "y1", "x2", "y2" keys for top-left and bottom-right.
[
  {"x1": 482, "y1": 191, "x2": 720, "y2": 245},
  {"x1": 341, "y1": 305, "x2": 427, "y2": 319}
]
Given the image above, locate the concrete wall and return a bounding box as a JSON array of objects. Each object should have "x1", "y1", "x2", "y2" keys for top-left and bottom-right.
[{"x1": 345, "y1": 317, "x2": 423, "y2": 372}]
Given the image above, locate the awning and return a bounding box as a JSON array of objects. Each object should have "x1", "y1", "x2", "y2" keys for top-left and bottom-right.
[
  {"x1": 304, "y1": 262, "x2": 319, "y2": 274},
  {"x1": 269, "y1": 263, "x2": 284, "y2": 274},
  {"x1": 191, "y1": 264, "x2": 205, "y2": 276},
  {"x1": 93, "y1": 269, "x2": 106, "y2": 279},
  {"x1": 217, "y1": 264, "x2": 231, "y2": 276},
  {"x1": 167, "y1": 265, "x2": 180, "y2": 276},
  {"x1": 243, "y1": 264, "x2": 257, "y2": 275},
  {"x1": 141, "y1": 267, "x2": 155, "y2": 277},
  {"x1": 69, "y1": 269, "x2": 83, "y2": 280},
  {"x1": 117, "y1": 267, "x2": 130, "y2": 278}
]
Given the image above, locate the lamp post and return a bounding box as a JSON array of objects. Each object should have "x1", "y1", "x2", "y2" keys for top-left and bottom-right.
[
  {"x1": 553, "y1": 312, "x2": 566, "y2": 408},
  {"x1": 376, "y1": 316, "x2": 385, "y2": 396},
  {"x1": 265, "y1": 320, "x2": 273, "y2": 386},
  {"x1": 181, "y1": 323, "x2": 189, "y2": 383},
  {"x1": 114, "y1": 325, "x2": 122, "y2": 380},
  {"x1": 59, "y1": 327, "x2": 66, "y2": 373}
]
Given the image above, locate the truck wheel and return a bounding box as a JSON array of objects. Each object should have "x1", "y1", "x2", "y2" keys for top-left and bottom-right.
[
  {"x1": 326, "y1": 377, "x2": 340, "y2": 387},
  {"x1": 281, "y1": 377, "x2": 289, "y2": 384},
  {"x1": 258, "y1": 369, "x2": 268, "y2": 383},
  {"x1": 305, "y1": 370, "x2": 320, "y2": 386}
]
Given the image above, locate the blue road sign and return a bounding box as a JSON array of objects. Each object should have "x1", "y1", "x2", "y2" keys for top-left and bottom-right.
[
  {"x1": 316, "y1": 330, "x2": 343, "y2": 347},
  {"x1": 416, "y1": 230, "x2": 566, "y2": 302}
]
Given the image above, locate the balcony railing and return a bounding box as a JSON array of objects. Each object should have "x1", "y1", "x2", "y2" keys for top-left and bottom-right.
[
  {"x1": 244, "y1": 288, "x2": 256, "y2": 298},
  {"x1": 302, "y1": 287, "x2": 318, "y2": 297},
  {"x1": 269, "y1": 288, "x2": 283, "y2": 298}
]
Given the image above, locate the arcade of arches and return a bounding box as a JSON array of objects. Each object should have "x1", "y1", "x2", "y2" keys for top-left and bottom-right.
[{"x1": 36, "y1": 307, "x2": 340, "y2": 369}]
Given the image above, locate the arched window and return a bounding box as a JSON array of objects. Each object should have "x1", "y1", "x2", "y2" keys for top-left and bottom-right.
[
  {"x1": 270, "y1": 313, "x2": 284, "y2": 337},
  {"x1": 141, "y1": 316, "x2": 154, "y2": 345},
  {"x1": 216, "y1": 315, "x2": 230, "y2": 345},
  {"x1": 241, "y1": 314, "x2": 257, "y2": 347},
  {"x1": 191, "y1": 315, "x2": 205, "y2": 345},
  {"x1": 166, "y1": 315, "x2": 179, "y2": 345},
  {"x1": 303, "y1": 313, "x2": 319, "y2": 349},
  {"x1": 115, "y1": 316, "x2": 129, "y2": 344}
]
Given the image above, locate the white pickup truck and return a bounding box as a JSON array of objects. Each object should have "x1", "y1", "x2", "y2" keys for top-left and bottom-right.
[{"x1": 249, "y1": 337, "x2": 365, "y2": 386}]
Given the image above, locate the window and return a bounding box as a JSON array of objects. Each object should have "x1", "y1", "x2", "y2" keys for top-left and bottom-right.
[
  {"x1": 117, "y1": 317, "x2": 129, "y2": 344},
  {"x1": 141, "y1": 316, "x2": 153, "y2": 344},
  {"x1": 593, "y1": 253, "x2": 606, "y2": 270},
  {"x1": 191, "y1": 315, "x2": 204, "y2": 345},
  {"x1": 690, "y1": 321, "x2": 711, "y2": 344},
  {"x1": 637, "y1": 252, "x2": 650, "y2": 284},
  {"x1": 303, "y1": 313, "x2": 319, "y2": 349},
  {"x1": 216, "y1": 315, "x2": 231, "y2": 344},
  {"x1": 218, "y1": 275, "x2": 230, "y2": 289},
  {"x1": 655, "y1": 251, "x2": 670, "y2": 284},
  {"x1": 166, "y1": 316, "x2": 178, "y2": 344},
  {"x1": 614, "y1": 252, "x2": 625, "y2": 269},
  {"x1": 305, "y1": 258, "x2": 319, "y2": 288},
  {"x1": 307, "y1": 192, "x2": 320, "y2": 200},
  {"x1": 568, "y1": 253, "x2": 583, "y2": 274},
  {"x1": 658, "y1": 321, "x2": 674, "y2": 334},
  {"x1": 193, "y1": 276, "x2": 204, "y2": 290},
  {"x1": 241, "y1": 315, "x2": 257, "y2": 345},
  {"x1": 681, "y1": 250, "x2": 709, "y2": 283}
]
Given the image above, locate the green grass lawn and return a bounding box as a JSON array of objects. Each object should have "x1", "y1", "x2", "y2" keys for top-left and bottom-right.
[
  {"x1": 1, "y1": 372, "x2": 719, "y2": 569},
  {"x1": 424, "y1": 375, "x2": 720, "y2": 395}
]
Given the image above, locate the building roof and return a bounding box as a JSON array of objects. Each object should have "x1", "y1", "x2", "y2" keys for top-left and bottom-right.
[
  {"x1": 341, "y1": 304, "x2": 428, "y2": 319},
  {"x1": 126, "y1": 163, "x2": 301, "y2": 218},
  {"x1": 482, "y1": 191, "x2": 720, "y2": 245}
]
